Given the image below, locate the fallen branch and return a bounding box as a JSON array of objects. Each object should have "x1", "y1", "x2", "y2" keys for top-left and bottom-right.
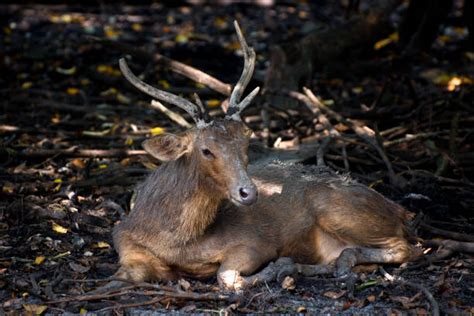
[
  {"x1": 420, "y1": 223, "x2": 474, "y2": 242},
  {"x1": 380, "y1": 267, "x2": 439, "y2": 316},
  {"x1": 303, "y1": 87, "x2": 399, "y2": 185},
  {"x1": 13, "y1": 148, "x2": 146, "y2": 159},
  {"x1": 287, "y1": 90, "x2": 341, "y2": 166},
  {"x1": 46, "y1": 282, "x2": 235, "y2": 306},
  {"x1": 424, "y1": 239, "x2": 474, "y2": 255}
]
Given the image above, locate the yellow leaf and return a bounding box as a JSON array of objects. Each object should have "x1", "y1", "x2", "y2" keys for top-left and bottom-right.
[
  {"x1": 124, "y1": 137, "x2": 133, "y2": 146},
  {"x1": 55, "y1": 66, "x2": 76, "y2": 75},
  {"x1": 51, "y1": 113, "x2": 61, "y2": 124},
  {"x1": 374, "y1": 32, "x2": 399, "y2": 50},
  {"x1": 175, "y1": 34, "x2": 189, "y2": 43},
  {"x1": 2, "y1": 182, "x2": 15, "y2": 194},
  {"x1": 96, "y1": 65, "x2": 120, "y2": 76},
  {"x1": 226, "y1": 41, "x2": 241, "y2": 51},
  {"x1": 120, "y1": 158, "x2": 131, "y2": 166},
  {"x1": 71, "y1": 158, "x2": 86, "y2": 169},
  {"x1": 80, "y1": 78, "x2": 91, "y2": 86},
  {"x1": 22, "y1": 82, "x2": 33, "y2": 89},
  {"x1": 97, "y1": 64, "x2": 110, "y2": 73},
  {"x1": 296, "y1": 306, "x2": 306, "y2": 313},
  {"x1": 158, "y1": 80, "x2": 171, "y2": 89},
  {"x1": 61, "y1": 14, "x2": 72, "y2": 23},
  {"x1": 95, "y1": 241, "x2": 111, "y2": 248},
  {"x1": 352, "y1": 87, "x2": 363, "y2": 94},
  {"x1": 116, "y1": 93, "x2": 131, "y2": 104},
  {"x1": 437, "y1": 34, "x2": 451, "y2": 43},
  {"x1": 214, "y1": 17, "x2": 227, "y2": 29},
  {"x1": 104, "y1": 25, "x2": 120, "y2": 39},
  {"x1": 206, "y1": 99, "x2": 221, "y2": 107},
  {"x1": 322, "y1": 99, "x2": 334, "y2": 106},
  {"x1": 53, "y1": 178, "x2": 62, "y2": 183},
  {"x1": 369, "y1": 179, "x2": 383, "y2": 188},
  {"x1": 67, "y1": 87, "x2": 80, "y2": 95},
  {"x1": 100, "y1": 87, "x2": 118, "y2": 96},
  {"x1": 80, "y1": 308, "x2": 87, "y2": 314},
  {"x1": 150, "y1": 127, "x2": 165, "y2": 135},
  {"x1": 131, "y1": 23, "x2": 142, "y2": 32},
  {"x1": 99, "y1": 164, "x2": 108, "y2": 169},
  {"x1": 195, "y1": 82, "x2": 205, "y2": 89},
  {"x1": 447, "y1": 77, "x2": 462, "y2": 92},
  {"x1": 23, "y1": 304, "x2": 47, "y2": 315},
  {"x1": 34, "y1": 256, "x2": 46, "y2": 265},
  {"x1": 52, "y1": 184, "x2": 61, "y2": 192},
  {"x1": 52, "y1": 222, "x2": 68, "y2": 234}
]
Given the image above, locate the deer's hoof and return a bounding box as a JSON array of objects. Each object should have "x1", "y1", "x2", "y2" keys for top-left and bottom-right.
[
  {"x1": 274, "y1": 257, "x2": 296, "y2": 283},
  {"x1": 218, "y1": 269, "x2": 247, "y2": 293}
]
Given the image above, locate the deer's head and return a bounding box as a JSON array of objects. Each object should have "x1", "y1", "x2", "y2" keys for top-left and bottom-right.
[{"x1": 119, "y1": 22, "x2": 259, "y2": 206}]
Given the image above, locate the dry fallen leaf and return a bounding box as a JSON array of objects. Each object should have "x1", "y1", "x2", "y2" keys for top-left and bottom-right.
[
  {"x1": 23, "y1": 304, "x2": 47, "y2": 315},
  {"x1": 150, "y1": 127, "x2": 165, "y2": 136},
  {"x1": 281, "y1": 275, "x2": 296, "y2": 290},
  {"x1": 94, "y1": 241, "x2": 111, "y2": 249},
  {"x1": 323, "y1": 290, "x2": 347, "y2": 299},
  {"x1": 51, "y1": 222, "x2": 68, "y2": 234},
  {"x1": 69, "y1": 262, "x2": 90, "y2": 273},
  {"x1": 34, "y1": 256, "x2": 46, "y2": 265},
  {"x1": 178, "y1": 278, "x2": 191, "y2": 291}
]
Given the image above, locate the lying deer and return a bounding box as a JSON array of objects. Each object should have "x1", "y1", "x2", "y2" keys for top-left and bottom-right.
[{"x1": 110, "y1": 22, "x2": 417, "y2": 291}]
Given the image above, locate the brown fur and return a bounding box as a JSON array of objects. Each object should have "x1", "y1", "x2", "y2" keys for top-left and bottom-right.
[{"x1": 113, "y1": 119, "x2": 416, "y2": 289}]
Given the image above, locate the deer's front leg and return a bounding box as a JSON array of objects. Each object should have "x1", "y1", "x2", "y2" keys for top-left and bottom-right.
[{"x1": 217, "y1": 245, "x2": 276, "y2": 291}]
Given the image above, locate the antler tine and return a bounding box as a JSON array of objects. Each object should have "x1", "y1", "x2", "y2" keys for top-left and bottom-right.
[
  {"x1": 226, "y1": 21, "x2": 260, "y2": 120},
  {"x1": 119, "y1": 58, "x2": 209, "y2": 127}
]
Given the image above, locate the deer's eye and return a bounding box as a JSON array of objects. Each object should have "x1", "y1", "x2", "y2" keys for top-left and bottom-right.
[{"x1": 201, "y1": 148, "x2": 215, "y2": 159}]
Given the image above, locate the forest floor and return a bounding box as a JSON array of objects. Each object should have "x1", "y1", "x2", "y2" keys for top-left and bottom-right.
[{"x1": 1, "y1": 2, "x2": 473, "y2": 315}]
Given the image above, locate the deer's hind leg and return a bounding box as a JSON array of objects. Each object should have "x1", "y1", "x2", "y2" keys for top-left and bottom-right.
[{"x1": 334, "y1": 238, "x2": 414, "y2": 277}]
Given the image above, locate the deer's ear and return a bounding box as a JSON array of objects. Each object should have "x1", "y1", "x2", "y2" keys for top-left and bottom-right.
[{"x1": 142, "y1": 133, "x2": 191, "y2": 161}]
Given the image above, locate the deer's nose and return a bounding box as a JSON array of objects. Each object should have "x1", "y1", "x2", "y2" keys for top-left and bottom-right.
[{"x1": 238, "y1": 185, "x2": 258, "y2": 205}]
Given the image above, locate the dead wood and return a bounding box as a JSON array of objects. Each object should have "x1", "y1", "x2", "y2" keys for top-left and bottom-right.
[
  {"x1": 420, "y1": 223, "x2": 474, "y2": 242},
  {"x1": 13, "y1": 148, "x2": 146, "y2": 159},
  {"x1": 303, "y1": 88, "x2": 400, "y2": 185}
]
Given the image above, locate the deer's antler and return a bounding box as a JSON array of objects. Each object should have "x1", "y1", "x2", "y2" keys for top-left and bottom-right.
[
  {"x1": 225, "y1": 21, "x2": 260, "y2": 121},
  {"x1": 119, "y1": 58, "x2": 210, "y2": 128}
]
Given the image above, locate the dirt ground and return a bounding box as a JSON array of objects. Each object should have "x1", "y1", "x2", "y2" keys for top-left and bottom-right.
[{"x1": 1, "y1": 2, "x2": 473, "y2": 314}]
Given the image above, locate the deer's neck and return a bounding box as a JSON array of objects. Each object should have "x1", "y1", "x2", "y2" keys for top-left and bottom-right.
[{"x1": 140, "y1": 157, "x2": 222, "y2": 244}]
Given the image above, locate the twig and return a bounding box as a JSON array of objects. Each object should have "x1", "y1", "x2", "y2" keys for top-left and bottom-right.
[
  {"x1": 287, "y1": 90, "x2": 340, "y2": 166},
  {"x1": 420, "y1": 223, "x2": 474, "y2": 242},
  {"x1": 14, "y1": 148, "x2": 146, "y2": 159},
  {"x1": 46, "y1": 283, "x2": 235, "y2": 306},
  {"x1": 303, "y1": 87, "x2": 398, "y2": 184},
  {"x1": 151, "y1": 100, "x2": 192, "y2": 128},
  {"x1": 379, "y1": 267, "x2": 439, "y2": 316},
  {"x1": 94, "y1": 296, "x2": 163, "y2": 313},
  {"x1": 424, "y1": 239, "x2": 474, "y2": 254}
]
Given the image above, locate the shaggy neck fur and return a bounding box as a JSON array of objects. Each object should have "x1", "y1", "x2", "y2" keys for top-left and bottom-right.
[{"x1": 133, "y1": 155, "x2": 223, "y2": 245}]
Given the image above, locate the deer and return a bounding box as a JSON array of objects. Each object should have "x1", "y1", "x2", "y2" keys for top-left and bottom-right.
[{"x1": 108, "y1": 22, "x2": 418, "y2": 292}]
